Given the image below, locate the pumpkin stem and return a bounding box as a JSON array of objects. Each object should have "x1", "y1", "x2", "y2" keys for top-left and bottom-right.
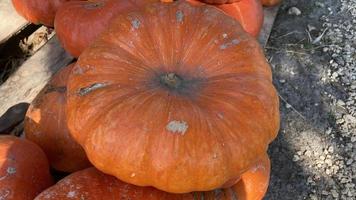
[{"x1": 160, "y1": 73, "x2": 183, "y2": 90}]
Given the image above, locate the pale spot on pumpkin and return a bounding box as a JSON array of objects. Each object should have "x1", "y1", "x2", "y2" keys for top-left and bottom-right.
[
  {"x1": 131, "y1": 19, "x2": 140, "y2": 29},
  {"x1": 166, "y1": 120, "x2": 188, "y2": 135},
  {"x1": 130, "y1": 173, "x2": 136, "y2": 177},
  {"x1": 0, "y1": 188, "x2": 11, "y2": 200},
  {"x1": 222, "y1": 33, "x2": 228, "y2": 38},
  {"x1": 217, "y1": 112, "x2": 224, "y2": 119},
  {"x1": 67, "y1": 191, "x2": 76, "y2": 198},
  {"x1": 6, "y1": 167, "x2": 16, "y2": 174},
  {"x1": 220, "y1": 39, "x2": 240, "y2": 50},
  {"x1": 176, "y1": 10, "x2": 184, "y2": 22}
]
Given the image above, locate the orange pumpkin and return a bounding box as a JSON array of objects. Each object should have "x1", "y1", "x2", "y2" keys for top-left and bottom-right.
[
  {"x1": 54, "y1": 0, "x2": 159, "y2": 57},
  {"x1": 24, "y1": 63, "x2": 91, "y2": 173},
  {"x1": 11, "y1": 0, "x2": 74, "y2": 27},
  {"x1": 185, "y1": 0, "x2": 264, "y2": 37},
  {"x1": 0, "y1": 136, "x2": 53, "y2": 199},
  {"x1": 66, "y1": 1, "x2": 279, "y2": 193},
  {"x1": 35, "y1": 154, "x2": 270, "y2": 199},
  {"x1": 261, "y1": 0, "x2": 281, "y2": 7}
]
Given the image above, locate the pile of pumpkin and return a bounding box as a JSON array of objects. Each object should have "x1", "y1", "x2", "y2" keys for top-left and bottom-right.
[{"x1": 2, "y1": 0, "x2": 280, "y2": 199}]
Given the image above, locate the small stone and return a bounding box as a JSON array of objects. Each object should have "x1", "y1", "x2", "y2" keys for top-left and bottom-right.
[
  {"x1": 293, "y1": 155, "x2": 300, "y2": 162},
  {"x1": 305, "y1": 150, "x2": 312, "y2": 157},
  {"x1": 337, "y1": 100, "x2": 346, "y2": 106},
  {"x1": 331, "y1": 189, "x2": 339, "y2": 198},
  {"x1": 288, "y1": 7, "x2": 302, "y2": 16},
  {"x1": 321, "y1": 190, "x2": 329, "y2": 195},
  {"x1": 286, "y1": 103, "x2": 292, "y2": 109},
  {"x1": 346, "y1": 159, "x2": 353, "y2": 165},
  {"x1": 279, "y1": 79, "x2": 286, "y2": 83}
]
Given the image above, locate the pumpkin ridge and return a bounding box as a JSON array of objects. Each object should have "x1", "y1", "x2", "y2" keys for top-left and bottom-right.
[{"x1": 72, "y1": 86, "x2": 157, "y2": 143}]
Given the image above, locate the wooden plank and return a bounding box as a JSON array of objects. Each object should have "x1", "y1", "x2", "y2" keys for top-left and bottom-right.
[
  {"x1": 0, "y1": 0, "x2": 29, "y2": 44},
  {"x1": 259, "y1": 6, "x2": 280, "y2": 47},
  {"x1": 0, "y1": 36, "x2": 73, "y2": 116}
]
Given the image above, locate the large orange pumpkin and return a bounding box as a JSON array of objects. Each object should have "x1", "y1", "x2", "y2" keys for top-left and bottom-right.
[
  {"x1": 261, "y1": 0, "x2": 281, "y2": 7},
  {"x1": 11, "y1": 0, "x2": 74, "y2": 27},
  {"x1": 66, "y1": 1, "x2": 279, "y2": 193},
  {"x1": 54, "y1": 0, "x2": 159, "y2": 57},
  {"x1": 35, "y1": 154, "x2": 270, "y2": 199},
  {"x1": 186, "y1": 0, "x2": 264, "y2": 37},
  {"x1": 24, "y1": 63, "x2": 91, "y2": 173},
  {"x1": 0, "y1": 136, "x2": 53, "y2": 199}
]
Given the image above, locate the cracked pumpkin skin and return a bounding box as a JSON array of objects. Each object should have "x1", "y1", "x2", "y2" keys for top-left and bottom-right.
[
  {"x1": 35, "y1": 154, "x2": 270, "y2": 199},
  {"x1": 66, "y1": 1, "x2": 279, "y2": 193}
]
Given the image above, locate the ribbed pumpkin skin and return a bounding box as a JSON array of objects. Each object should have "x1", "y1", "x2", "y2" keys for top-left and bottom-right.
[
  {"x1": 186, "y1": 0, "x2": 264, "y2": 37},
  {"x1": 35, "y1": 154, "x2": 270, "y2": 199},
  {"x1": 234, "y1": 153, "x2": 271, "y2": 200},
  {"x1": 54, "y1": 0, "x2": 159, "y2": 57},
  {"x1": 0, "y1": 136, "x2": 53, "y2": 200},
  {"x1": 24, "y1": 64, "x2": 91, "y2": 173},
  {"x1": 66, "y1": 1, "x2": 279, "y2": 193},
  {"x1": 261, "y1": 0, "x2": 281, "y2": 7},
  {"x1": 11, "y1": 0, "x2": 73, "y2": 27}
]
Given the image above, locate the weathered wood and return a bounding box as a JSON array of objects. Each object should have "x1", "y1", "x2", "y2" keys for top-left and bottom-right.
[
  {"x1": 259, "y1": 6, "x2": 280, "y2": 47},
  {"x1": 0, "y1": 0, "x2": 28, "y2": 44},
  {"x1": 0, "y1": 36, "x2": 73, "y2": 116}
]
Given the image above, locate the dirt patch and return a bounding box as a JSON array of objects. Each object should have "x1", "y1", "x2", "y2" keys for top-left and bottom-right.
[{"x1": 265, "y1": 0, "x2": 355, "y2": 199}]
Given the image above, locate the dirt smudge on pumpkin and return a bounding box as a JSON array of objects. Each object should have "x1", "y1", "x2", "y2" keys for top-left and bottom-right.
[
  {"x1": 83, "y1": 2, "x2": 104, "y2": 10},
  {"x1": 176, "y1": 10, "x2": 184, "y2": 23},
  {"x1": 131, "y1": 19, "x2": 140, "y2": 29},
  {"x1": 166, "y1": 120, "x2": 188, "y2": 135},
  {"x1": 44, "y1": 85, "x2": 66, "y2": 94},
  {"x1": 6, "y1": 167, "x2": 16, "y2": 175},
  {"x1": 220, "y1": 39, "x2": 240, "y2": 50},
  {"x1": 77, "y1": 83, "x2": 108, "y2": 96}
]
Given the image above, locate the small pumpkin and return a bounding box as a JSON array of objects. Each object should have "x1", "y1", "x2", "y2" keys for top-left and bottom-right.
[
  {"x1": 54, "y1": 0, "x2": 159, "y2": 57},
  {"x1": 0, "y1": 136, "x2": 53, "y2": 199},
  {"x1": 11, "y1": 0, "x2": 74, "y2": 27},
  {"x1": 35, "y1": 154, "x2": 270, "y2": 199},
  {"x1": 186, "y1": 0, "x2": 264, "y2": 37},
  {"x1": 66, "y1": 1, "x2": 279, "y2": 193},
  {"x1": 24, "y1": 63, "x2": 91, "y2": 173},
  {"x1": 261, "y1": 0, "x2": 281, "y2": 7}
]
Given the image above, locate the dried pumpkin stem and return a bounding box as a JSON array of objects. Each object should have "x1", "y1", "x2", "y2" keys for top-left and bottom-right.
[{"x1": 160, "y1": 73, "x2": 183, "y2": 89}]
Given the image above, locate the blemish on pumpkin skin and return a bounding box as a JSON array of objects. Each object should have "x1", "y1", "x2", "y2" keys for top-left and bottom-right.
[
  {"x1": 67, "y1": 191, "x2": 76, "y2": 198},
  {"x1": 131, "y1": 19, "x2": 140, "y2": 29},
  {"x1": 220, "y1": 39, "x2": 240, "y2": 50},
  {"x1": 83, "y1": 2, "x2": 104, "y2": 10},
  {"x1": 6, "y1": 167, "x2": 16, "y2": 174},
  {"x1": 77, "y1": 83, "x2": 108, "y2": 96},
  {"x1": 176, "y1": 10, "x2": 184, "y2": 22},
  {"x1": 130, "y1": 173, "x2": 136, "y2": 177},
  {"x1": 166, "y1": 120, "x2": 188, "y2": 135},
  {"x1": 0, "y1": 189, "x2": 11, "y2": 199}
]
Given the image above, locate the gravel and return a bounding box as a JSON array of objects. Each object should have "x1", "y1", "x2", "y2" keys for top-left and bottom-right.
[{"x1": 264, "y1": 0, "x2": 356, "y2": 199}]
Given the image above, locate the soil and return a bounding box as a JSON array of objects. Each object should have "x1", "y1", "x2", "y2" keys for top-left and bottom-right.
[{"x1": 265, "y1": 0, "x2": 355, "y2": 199}]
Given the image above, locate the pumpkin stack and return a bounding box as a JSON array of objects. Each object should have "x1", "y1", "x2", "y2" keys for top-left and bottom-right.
[{"x1": 9, "y1": 0, "x2": 280, "y2": 199}]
